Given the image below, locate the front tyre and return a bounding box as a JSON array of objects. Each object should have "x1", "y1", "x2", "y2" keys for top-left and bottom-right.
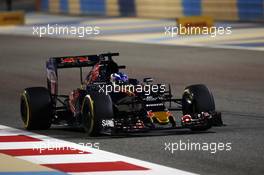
[
  {"x1": 182, "y1": 84, "x2": 215, "y2": 131},
  {"x1": 182, "y1": 84, "x2": 215, "y2": 114},
  {"x1": 20, "y1": 87, "x2": 53, "y2": 130},
  {"x1": 81, "y1": 92, "x2": 113, "y2": 136}
]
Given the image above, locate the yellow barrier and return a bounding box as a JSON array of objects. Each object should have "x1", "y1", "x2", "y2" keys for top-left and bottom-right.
[
  {"x1": 202, "y1": 0, "x2": 238, "y2": 21},
  {"x1": 0, "y1": 11, "x2": 25, "y2": 26},
  {"x1": 177, "y1": 16, "x2": 214, "y2": 35},
  {"x1": 135, "y1": 0, "x2": 183, "y2": 18},
  {"x1": 69, "y1": 0, "x2": 81, "y2": 15},
  {"x1": 106, "y1": 0, "x2": 120, "y2": 16},
  {"x1": 49, "y1": 0, "x2": 60, "y2": 13}
]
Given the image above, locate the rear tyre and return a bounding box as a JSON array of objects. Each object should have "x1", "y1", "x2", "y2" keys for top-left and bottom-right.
[
  {"x1": 182, "y1": 84, "x2": 215, "y2": 131},
  {"x1": 20, "y1": 87, "x2": 53, "y2": 130},
  {"x1": 82, "y1": 92, "x2": 113, "y2": 136}
]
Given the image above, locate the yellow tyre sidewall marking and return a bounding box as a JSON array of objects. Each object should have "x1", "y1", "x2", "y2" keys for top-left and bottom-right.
[
  {"x1": 21, "y1": 92, "x2": 30, "y2": 128},
  {"x1": 81, "y1": 95, "x2": 95, "y2": 135}
]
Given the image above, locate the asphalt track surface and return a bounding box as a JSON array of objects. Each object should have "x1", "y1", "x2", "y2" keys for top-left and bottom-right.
[{"x1": 0, "y1": 35, "x2": 263, "y2": 175}]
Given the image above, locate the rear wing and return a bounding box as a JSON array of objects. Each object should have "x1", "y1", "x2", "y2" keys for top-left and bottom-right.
[
  {"x1": 46, "y1": 52, "x2": 119, "y2": 96},
  {"x1": 46, "y1": 52, "x2": 119, "y2": 69}
]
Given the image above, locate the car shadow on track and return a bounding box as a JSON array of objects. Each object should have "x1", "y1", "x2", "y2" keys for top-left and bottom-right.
[
  {"x1": 98, "y1": 130, "x2": 216, "y2": 139},
  {"x1": 28, "y1": 127, "x2": 215, "y2": 140}
]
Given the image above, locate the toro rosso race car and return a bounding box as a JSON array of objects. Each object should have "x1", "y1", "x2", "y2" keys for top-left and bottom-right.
[{"x1": 20, "y1": 52, "x2": 223, "y2": 136}]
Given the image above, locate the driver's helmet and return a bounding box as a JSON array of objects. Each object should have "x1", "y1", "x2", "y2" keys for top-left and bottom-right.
[{"x1": 110, "y1": 72, "x2": 129, "y2": 84}]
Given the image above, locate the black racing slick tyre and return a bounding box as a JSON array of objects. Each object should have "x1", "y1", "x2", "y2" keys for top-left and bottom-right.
[
  {"x1": 182, "y1": 84, "x2": 215, "y2": 115},
  {"x1": 182, "y1": 84, "x2": 215, "y2": 131},
  {"x1": 81, "y1": 92, "x2": 113, "y2": 136},
  {"x1": 20, "y1": 87, "x2": 53, "y2": 130}
]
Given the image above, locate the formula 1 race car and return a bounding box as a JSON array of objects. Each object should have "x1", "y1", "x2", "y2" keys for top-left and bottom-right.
[{"x1": 20, "y1": 52, "x2": 223, "y2": 136}]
